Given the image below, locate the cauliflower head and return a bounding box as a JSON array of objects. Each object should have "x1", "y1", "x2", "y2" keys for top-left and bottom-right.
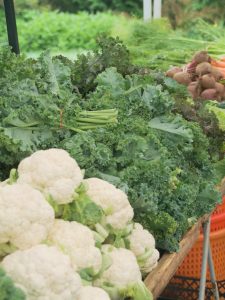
[
  {"x1": 0, "y1": 183, "x2": 54, "y2": 255},
  {"x1": 47, "y1": 220, "x2": 102, "y2": 276},
  {"x1": 76, "y1": 286, "x2": 110, "y2": 300},
  {"x1": 83, "y1": 178, "x2": 134, "y2": 229},
  {"x1": 99, "y1": 245, "x2": 141, "y2": 287},
  {"x1": 95, "y1": 245, "x2": 153, "y2": 300},
  {"x1": 1, "y1": 245, "x2": 82, "y2": 300},
  {"x1": 17, "y1": 149, "x2": 83, "y2": 204}
]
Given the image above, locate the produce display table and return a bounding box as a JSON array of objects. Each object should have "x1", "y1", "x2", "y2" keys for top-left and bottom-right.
[
  {"x1": 144, "y1": 215, "x2": 211, "y2": 299},
  {"x1": 2, "y1": 2, "x2": 223, "y2": 300}
]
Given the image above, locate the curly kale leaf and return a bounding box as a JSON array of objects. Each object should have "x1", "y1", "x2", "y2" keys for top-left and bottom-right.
[
  {"x1": 139, "y1": 211, "x2": 179, "y2": 252},
  {"x1": 85, "y1": 67, "x2": 175, "y2": 122},
  {"x1": 60, "y1": 131, "x2": 115, "y2": 177},
  {"x1": 95, "y1": 67, "x2": 126, "y2": 97},
  {"x1": 70, "y1": 36, "x2": 135, "y2": 95}
]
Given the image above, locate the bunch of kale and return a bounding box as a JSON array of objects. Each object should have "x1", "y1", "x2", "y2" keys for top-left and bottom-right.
[{"x1": 62, "y1": 67, "x2": 220, "y2": 252}]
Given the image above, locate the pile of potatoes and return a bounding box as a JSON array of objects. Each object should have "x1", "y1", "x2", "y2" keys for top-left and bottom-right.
[{"x1": 166, "y1": 51, "x2": 225, "y2": 102}]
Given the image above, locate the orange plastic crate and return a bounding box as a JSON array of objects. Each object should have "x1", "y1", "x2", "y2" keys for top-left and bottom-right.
[
  {"x1": 210, "y1": 213, "x2": 225, "y2": 232},
  {"x1": 200, "y1": 196, "x2": 225, "y2": 233},
  {"x1": 176, "y1": 227, "x2": 225, "y2": 280},
  {"x1": 212, "y1": 196, "x2": 225, "y2": 216}
]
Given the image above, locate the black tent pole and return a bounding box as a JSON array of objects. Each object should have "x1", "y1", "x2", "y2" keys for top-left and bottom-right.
[{"x1": 3, "y1": 0, "x2": 20, "y2": 54}]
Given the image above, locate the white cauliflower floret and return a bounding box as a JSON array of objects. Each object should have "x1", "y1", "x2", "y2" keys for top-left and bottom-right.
[
  {"x1": 126, "y1": 223, "x2": 159, "y2": 274},
  {"x1": 128, "y1": 223, "x2": 155, "y2": 257},
  {"x1": 72, "y1": 247, "x2": 102, "y2": 275},
  {"x1": 47, "y1": 220, "x2": 102, "y2": 274},
  {"x1": 76, "y1": 286, "x2": 110, "y2": 300},
  {"x1": 142, "y1": 249, "x2": 160, "y2": 274},
  {"x1": 83, "y1": 178, "x2": 134, "y2": 229},
  {"x1": 0, "y1": 183, "x2": 54, "y2": 253},
  {"x1": 95, "y1": 245, "x2": 153, "y2": 300},
  {"x1": 48, "y1": 220, "x2": 95, "y2": 248},
  {"x1": 17, "y1": 149, "x2": 83, "y2": 204},
  {"x1": 1, "y1": 245, "x2": 82, "y2": 300}
]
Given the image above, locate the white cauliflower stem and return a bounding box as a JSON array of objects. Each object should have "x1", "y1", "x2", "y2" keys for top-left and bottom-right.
[
  {"x1": 0, "y1": 183, "x2": 54, "y2": 253},
  {"x1": 47, "y1": 220, "x2": 102, "y2": 275},
  {"x1": 17, "y1": 149, "x2": 83, "y2": 204},
  {"x1": 83, "y1": 178, "x2": 134, "y2": 229},
  {"x1": 1, "y1": 245, "x2": 82, "y2": 300},
  {"x1": 76, "y1": 286, "x2": 110, "y2": 300}
]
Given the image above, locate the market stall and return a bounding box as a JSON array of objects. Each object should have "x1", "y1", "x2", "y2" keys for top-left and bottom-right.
[{"x1": 1, "y1": 1, "x2": 224, "y2": 300}]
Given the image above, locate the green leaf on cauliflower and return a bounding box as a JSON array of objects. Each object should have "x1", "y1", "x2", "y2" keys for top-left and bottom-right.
[
  {"x1": 0, "y1": 268, "x2": 26, "y2": 300},
  {"x1": 62, "y1": 184, "x2": 104, "y2": 228}
]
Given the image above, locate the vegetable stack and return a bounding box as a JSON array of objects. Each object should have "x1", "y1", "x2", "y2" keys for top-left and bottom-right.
[
  {"x1": 0, "y1": 149, "x2": 158, "y2": 300},
  {"x1": 0, "y1": 39, "x2": 220, "y2": 254},
  {"x1": 166, "y1": 51, "x2": 225, "y2": 101}
]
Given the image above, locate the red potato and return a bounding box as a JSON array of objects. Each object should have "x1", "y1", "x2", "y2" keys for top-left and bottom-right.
[
  {"x1": 196, "y1": 62, "x2": 212, "y2": 76},
  {"x1": 211, "y1": 68, "x2": 223, "y2": 81},
  {"x1": 201, "y1": 89, "x2": 217, "y2": 100},
  {"x1": 215, "y1": 82, "x2": 225, "y2": 101},
  {"x1": 200, "y1": 74, "x2": 216, "y2": 89},
  {"x1": 187, "y1": 81, "x2": 201, "y2": 99},
  {"x1": 173, "y1": 72, "x2": 192, "y2": 85},
  {"x1": 192, "y1": 51, "x2": 210, "y2": 64},
  {"x1": 166, "y1": 67, "x2": 183, "y2": 78},
  {"x1": 215, "y1": 82, "x2": 225, "y2": 94}
]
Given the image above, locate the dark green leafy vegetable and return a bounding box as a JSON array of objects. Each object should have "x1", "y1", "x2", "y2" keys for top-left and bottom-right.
[
  {"x1": 57, "y1": 35, "x2": 138, "y2": 96},
  {"x1": 63, "y1": 66, "x2": 220, "y2": 252},
  {"x1": 0, "y1": 47, "x2": 118, "y2": 178}
]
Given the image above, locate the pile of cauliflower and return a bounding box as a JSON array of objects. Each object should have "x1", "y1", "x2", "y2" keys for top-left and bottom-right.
[{"x1": 0, "y1": 149, "x2": 159, "y2": 300}]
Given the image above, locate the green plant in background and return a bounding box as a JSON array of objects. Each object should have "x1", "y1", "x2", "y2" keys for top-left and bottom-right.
[
  {"x1": 162, "y1": 0, "x2": 225, "y2": 28},
  {"x1": 40, "y1": 0, "x2": 143, "y2": 16},
  {"x1": 0, "y1": 10, "x2": 116, "y2": 52},
  {"x1": 191, "y1": 0, "x2": 223, "y2": 9},
  {"x1": 18, "y1": 11, "x2": 116, "y2": 51},
  {"x1": 40, "y1": 0, "x2": 108, "y2": 13}
]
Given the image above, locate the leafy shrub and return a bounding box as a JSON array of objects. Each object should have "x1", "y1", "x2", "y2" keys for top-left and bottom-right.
[
  {"x1": 0, "y1": 10, "x2": 7, "y2": 46},
  {"x1": 162, "y1": 0, "x2": 225, "y2": 28},
  {"x1": 40, "y1": 0, "x2": 143, "y2": 16},
  {"x1": 0, "y1": 0, "x2": 49, "y2": 13},
  {"x1": 0, "y1": 10, "x2": 116, "y2": 52}
]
